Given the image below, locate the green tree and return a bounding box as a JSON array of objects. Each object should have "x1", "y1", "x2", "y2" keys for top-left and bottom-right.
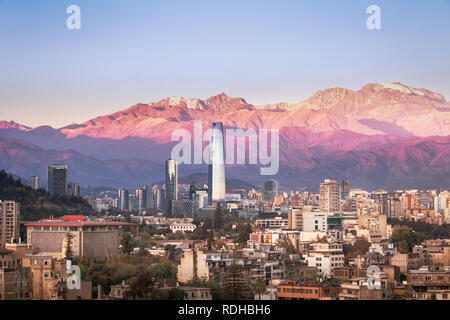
[
  {"x1": 224, "y1": 264, "x2": 251, "y2": 300},
  {"x1": 124, "y1": 268, "x2": 154, "y2": 300},
  {"x1": 207, "y1": 230, "x2": 215, "y2": 250},
  {"x1": 64, "y1": 232, "x2": 75, "y2": 260},
  {"x1": 120, "y1": 232, "x2": 133, "y2": 255},
  {"x1": 214, "y1": 202, "x2": 224, "y2": 230},
  {"x1": 276, "y1": 237, "x2": 297, "y2": 254},
  {"x1": 236, "y1": 222, "x2": 252, "y2": 245},
  {"x1": 391, "y1": 225, "x2": 425, "y2": 253},
  {"x1": 252, "y1": 278, "x2": 267, "y2": 300},
  {"x1": 187, "y1": 277, "x2": 225, "y2": 300},
  {"x1": 149, "y1": 260, "x2": 177, "y2": 279}
]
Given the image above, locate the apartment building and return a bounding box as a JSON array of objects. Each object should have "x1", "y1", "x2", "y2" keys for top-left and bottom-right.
[
  {"x1": 254, "y1": 217, "x2": 289, "y2": 229},
  {"x1": 21, "y1": 254, "x2": 91, "y2": 300},
  {"x1": 304, "y1": 241, "x2": 345, "y2": 277},
  {"x1": 0, "y1": 200, "x2": 20, "y2": 246},
  {"x1": 407, "y1": 265, "x2": 450, "y2": 300},
  {"x1": 0, "y1": 247, "x2": 31, "y2": 300}
]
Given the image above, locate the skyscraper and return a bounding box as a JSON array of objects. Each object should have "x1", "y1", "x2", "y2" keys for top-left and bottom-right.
[
  {"x1": 341, "y1": 180, "x2": 350, "y2": 200},
  {"x1": 264, "y1": 179, "x2": 279, "y2": 201},
  {"x1": 319, "y1": 179, "x2": 341, "y2": 212},
  {"x1": 208, "y1": 122, "x2": 226, "y2": 205},
  {"x1": 165, "y1": 159, "x2": 178, "y2": 212},
  {"x1": 68, "y1": 182, "x2": 80, "y2": 197},
  {"x1": 118, "y1": 189, "x2": 129, "y2": 211},
  {"x1": 136, "y1": 188, "x2": 147, "y2": 212},
  {"x1": 153, "y1": 185, "x2": 163, "y2": 209},
  {"x1": 47, "y1": 164, "x2": 68, "y2": 196},
  {"x1": 30, "y1": 176, "x2": 42, "y2": 190},
  {"x1": 145, "y1": 185, "x2": 153, "y2": 209}
]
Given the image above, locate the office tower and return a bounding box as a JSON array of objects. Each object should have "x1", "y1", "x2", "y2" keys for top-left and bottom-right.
[
  {"x1": 67, "y1": 182, "x2": 80, "y2": 197},
  {"x1": 136, "y1": 188, "x2": 147, "y2": 212},
  {"x1": 0, "y1": 201, "x2": 20, "y2": 246},
  {"x1": 263, "y1": 179, "x2": 279, "y2": 201},
  {"x1": 341, "y1": 180, "x2": 350, "y2": 200},
  {"x1": 208, "y1": 122, "x2": 226, "y2": 205},
  {"x1": 319, "y1": 179, "x2": 341, "y2": 212},
  {"x1": 152, "y1": 185, "x2": 162, "y2": 209},
  {"x1": 47, "y1": 164, "x2": 68, "y2": 196},
  {"x1": 30, "y1": 176, "x2": 42, "y2": 190},
  {"x1": 118, "y1": 189, "x2": 129, "y2": 211},
  {"x1": 165, "y1": 159, "x2": 178, "y2": 212},
  {"x1": 145, "y1": 185, "x2": 153, "y2": 209}
]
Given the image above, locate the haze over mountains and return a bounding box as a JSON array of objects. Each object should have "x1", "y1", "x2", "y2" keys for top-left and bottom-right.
[{"x1": 0, "y1": 82, "x2": 449, "y2": 190}]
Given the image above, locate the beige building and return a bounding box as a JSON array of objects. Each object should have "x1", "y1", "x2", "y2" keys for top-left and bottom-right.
[
  {"x1": 358, "y1": 213, "x2": 388, "y2": 242},
  {"x1": 0, "y1": 201, "x2": 20, "y2": 246},
  {"x1": 0, "y1": 247, "x2": 31, "y2": 300},
  {"x1": 22, "y1": 254, "x2": 91, "y2": 300},
  {"x1": 319, "y1": 179, "x2": 341, "y2": 212},
  {"x1": 391, "y1": 253, "x2": 424, "y2": 273},
  {"x1": 288, "y1": 208, "x2": 303, "y2": 230},
  {"x1": 24, "y1": 215, "x2": 135, "y2": 258}
]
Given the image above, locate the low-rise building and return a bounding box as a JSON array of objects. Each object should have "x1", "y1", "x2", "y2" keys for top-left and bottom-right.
[{"x1": 23, "y1": 215, "x2": 135, "y2": 258}]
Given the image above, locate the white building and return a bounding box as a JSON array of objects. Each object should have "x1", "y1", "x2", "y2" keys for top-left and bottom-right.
[
  {"x1": 170, "y1": 222, "x2": 196, "y2": 233},
  {"x1": 305, "y1": 241, "x2": 345, "y2": 277}
]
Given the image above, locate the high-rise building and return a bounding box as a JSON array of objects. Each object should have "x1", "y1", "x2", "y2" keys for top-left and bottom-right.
[
  {"x1": 165, "y1": 159, "x2": 178, "y2": 212},
  {"x1": 118, "y1": 189, "x2": 129, "y2": 211},
  {"x1": 208, "y1": 122, "x2": 226, "y2": 205},
  {"x1": 47, "y1": 165, "x2": 68, "y2": 196},
  {"x1": 152, "y1": 185, "x2": 163, "y2": 209},
  {"x1": 372, "y1": 190, "x2": 388, "y2": 214},
  {"x1": 0, "y1": 201, "x2": 20, "y2": 246},
  {"x1": 263, "y1": 179, "x2": 279, "y2": 201},
  {"x1": 145, "y1": 185, "x2": 153, "y2": 209},
  {"x1": 341, "y1": 180, "x2": 350, "y2": 200},
  {"x1": 30, "y1": 176, "x2": 42, "y2": 190},
  {"x1": 136, "y1": 188, "x2": 147, "y2": 212},
  {"x1": 434, "y1": 191, "x2": 450, "y2": 215},
  {"x1": 67, "y1": 182, "x2": 80, "y2": 197},
  {"x1": 319, "y1": 179, "x2": 341, "y2": 212}
]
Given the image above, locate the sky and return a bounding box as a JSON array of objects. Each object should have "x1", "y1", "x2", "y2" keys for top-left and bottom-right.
[{"x1": 0, "y1": 0, "x2": 449, "y2": 128}]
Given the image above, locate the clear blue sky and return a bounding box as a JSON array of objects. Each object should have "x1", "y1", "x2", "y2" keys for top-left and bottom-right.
[{"x1": 1, "y1": 0, "x2": 449, "y2": 128}]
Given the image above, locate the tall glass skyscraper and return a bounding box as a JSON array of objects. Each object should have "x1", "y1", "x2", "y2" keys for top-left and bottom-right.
[
  {"x1": 208, "y1": 122, "x2": 226, "y2": 205},
  {"x1": 118, "y1": 189, "x2": 129, "y2": 211},
  {"x1": 165, "y1": 159, "x2": 178, "y2": 211}
]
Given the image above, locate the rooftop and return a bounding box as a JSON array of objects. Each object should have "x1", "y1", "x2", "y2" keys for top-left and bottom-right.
[{"x1": 22, "y1": 215, "x2": 135, "y2": 227}]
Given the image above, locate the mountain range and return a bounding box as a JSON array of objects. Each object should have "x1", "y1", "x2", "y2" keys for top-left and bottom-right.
[{"x1": 0, "y1": 82, "x2": 449, "y2": 191}]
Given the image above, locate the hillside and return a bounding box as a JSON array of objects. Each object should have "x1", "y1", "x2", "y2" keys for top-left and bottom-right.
[{"x1": 0, "y1": 170, "x2": 94, "y2": 221}]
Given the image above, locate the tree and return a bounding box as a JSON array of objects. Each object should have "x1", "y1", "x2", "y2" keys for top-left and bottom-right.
[
  {"x1": 343, "y1": 238, "x2": 370, "y2": 263},
  {"x1": 391, "y1": 225, "x2": 425, "y2": 253},
  {"x1": 187, "y1": 277, "x2": 225, "y2": 300},
  {"x1": 224, "y1": 264, "x2": 251, "y2": 300},
  {"x1": 252, "y1": 278, "x2": 267, "y2": 300},
  {"x1": 276, "y1": 237, "x2": 297, "y2": 254},
  {"x1": 64, "y1": 232, "x2": 75, "y2": 260},
  {"x1": 124, "y1": 268, "x2": 154, "y2": 300},
  {"x1": 149, "y1": 260, "x2": 177, "y2": 279},
  {"x1": 120, "y1": 232, "x2": 133, "y2": 255},
  {"x1": 236, "y1": 222, "x2": 252, "y2": 245},
  {"x1": 207, "y1": 230, "x2": 215, "y2": 250},
  {"x1": 214, "y1": 202, "x2": 224, "y2": 230}
]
